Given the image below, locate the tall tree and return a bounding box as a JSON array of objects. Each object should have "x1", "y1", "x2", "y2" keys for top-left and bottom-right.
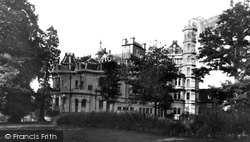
[
  {"x1": 194, "y1": 2, "x2": 250, "y2": 81},
  {"x1": 98, "y1": 60, "x2": 121, "y2": 112},
  {"x1": 129, "y1": 43, "x2": 181, "y2": 117},
  {"x1": 194, "y1": 2, "x2": 250, "y2": 110},
  {"x1": 0, "y1": 0, "x2": 52, "y2": 122},
  {"x1": 36, "y1": 26, "x2": 60, "y2": 121}
]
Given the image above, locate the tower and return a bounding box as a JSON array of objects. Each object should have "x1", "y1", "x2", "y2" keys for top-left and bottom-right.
[{"x1": 182, "y1": 19, "x2": 199, "y2": 114}]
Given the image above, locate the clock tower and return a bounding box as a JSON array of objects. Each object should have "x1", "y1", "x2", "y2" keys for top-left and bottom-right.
[{"x1": 182, "y1": 18, "x2": 199, "y2": 115}]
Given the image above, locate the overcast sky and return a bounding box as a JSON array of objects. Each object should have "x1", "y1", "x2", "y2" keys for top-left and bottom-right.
[{"x1": 29, "y1": 0, "x2": 241, "y2": 90}]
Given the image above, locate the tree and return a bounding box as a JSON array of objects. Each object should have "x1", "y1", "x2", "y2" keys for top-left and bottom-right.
[
  {"x1": 194, "y1": 2, "x2": 250, "y2": 110},
  {"x1": 128, "y1": 43, "x2": 181, "y2": 117},
  {"x1": 0, "y1": 0, "x2": 51, "y2": 122},
  {"x1": 98, "y1": 60, "x2": 121, "y2": 112},
  {"x1": 195, "y1": 2, "x2": 250, "y2": 81},
  {"x1": 36, "y1": 26, "x2": 60, "y2": 121}
]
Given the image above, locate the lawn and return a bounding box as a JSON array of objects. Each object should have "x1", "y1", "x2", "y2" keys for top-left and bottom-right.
[
  {"x1": 61, "y1": 127, "x2": 212, "y2": 142},
  {"x1": 0, "y1": 123, "x2": 242, "y2": 142}
]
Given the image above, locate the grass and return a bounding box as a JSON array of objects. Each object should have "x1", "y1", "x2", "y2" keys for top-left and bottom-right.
[
  {"x1": 0, "y1": 123, "x2": 247, "y2": 142},
  {"x1": 62, "y1": 127, "x2": 201, "y2": 142}
]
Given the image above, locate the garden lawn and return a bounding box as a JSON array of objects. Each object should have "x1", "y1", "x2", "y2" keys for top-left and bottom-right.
[{"x1": 62, "y1": 127, "x2": 217, "y2": 142}]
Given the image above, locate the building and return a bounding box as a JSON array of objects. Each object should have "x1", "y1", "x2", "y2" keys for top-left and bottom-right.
[
  {"x1": 50, "y1": 16, "x2": 219, "y2": 117},
  {"x1": 197, "y1": 89, "x2": 218, "y2": 113},
  {"x1": 51, "y1": 39, "x2": 154, "y2": 115}
]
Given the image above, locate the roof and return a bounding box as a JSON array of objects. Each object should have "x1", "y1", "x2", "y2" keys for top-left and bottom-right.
[
  {"x1": 167, "y1": 40, "x2": 183, "y2": 54},
  {"x1": 61, "y1": 53, "x2": 77, "y2": 64}
]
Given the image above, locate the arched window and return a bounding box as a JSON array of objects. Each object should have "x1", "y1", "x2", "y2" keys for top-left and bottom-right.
[
  {"x1": 187, "y1": 67, "x2": 191, "y2": 75},
  {"x1": 178, "y1": 78, "x2": 181, "y2": 86},
  {"x1": 187, "y1": 79, "x2": 190, "y2": 88},
  {"x1": 81, "y1": 99, "x2": 86, "y2": 107},
  {"x1": 75, "y1": 99, "x2": 79, "y2": 112},
  {"x1": 177, "y1": 108, "x2": 181, "y2": 114},
  {"x1": 174, "y1": 93, "x2": 177, "y2": 99},
  {"x1": 173, "y1": 108, "x2": 177, "y2": 114},
  {"x1": 186, "y1": 92, "x2": 190, "y2": 100},
  {"x1": 187, "y1": 56, "x2": 191, "y2": 63}
]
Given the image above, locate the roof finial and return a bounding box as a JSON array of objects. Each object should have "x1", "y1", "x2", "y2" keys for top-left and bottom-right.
[{"x1": 100, "y1": 40, "x2": 102, "y2": 48}]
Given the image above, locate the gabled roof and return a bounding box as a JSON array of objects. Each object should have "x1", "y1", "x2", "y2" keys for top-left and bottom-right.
[
  {"x1": 61, "y1": 53, "x2": 77, "y2": 64},
  {"x1": 167, "y1": 40, "x2": 183, "y2": 54}
]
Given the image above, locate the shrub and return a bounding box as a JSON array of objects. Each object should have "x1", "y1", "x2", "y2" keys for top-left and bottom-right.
[{"x1": 56, "y1": 112, "x2": 188, "y2": 136}]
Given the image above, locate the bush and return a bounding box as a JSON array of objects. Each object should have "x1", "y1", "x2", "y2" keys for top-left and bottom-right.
[
  {"x1": 56, "y1": 110, "x2": 250, "y2": 140},
  {"x1": 56, "y1": 112, "x2": 187, "y2": 136}
]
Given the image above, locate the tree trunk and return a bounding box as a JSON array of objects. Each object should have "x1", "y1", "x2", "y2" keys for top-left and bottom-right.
[
  {"x1": 38, "y1": 96, "x2": 46, "y2": 122},
  {"x1": 39, "y1": 63, "x2": 48, "y2": 122}
]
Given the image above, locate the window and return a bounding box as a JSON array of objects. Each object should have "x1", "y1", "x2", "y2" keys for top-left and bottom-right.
[
  {"x1": 150, "y1": 108, "x2": 152, "y2": 114},
  {"x1": 187, "y1": 67, "x2": 190, "y2": 75},
  {"x1": 55, "y1": 78, "x2": 60, "y2": 88},
  {"x1": 187, "y1": 43, "x2": 190, "y2": 51},
  {"x1": 173, "y1": 108, "x2": 177, "y2": 114},
  {"x1": 75, "y1": 99, "x2": 79, "y2": 112},
  {"x1": 75, "y1": 80, "x2": 78, "y2": 88},
  {"x1": 175, "y1": 79, "x2": 178, "y2": 86},
  {"x1": 186, "y1": 92, "x2": 190, "y2": 100},
  {"x1": 146, "y1": 108, "x2": 149, "y2": 114},
  {"x1": 178, "y1": 92, "x2": 181, "y2": 99},
  {"x1": 118, "y1": 106, "x2": 121, "y2": 110},
  {"x1": 187, "y1": 79, "x2": 190, "y2": 88},
  {"x1": 99, "y1": 100, "x2": 103, "y2": 109},
  {"x1": 80, "y1": 81, "x2": 84, "y2": 89},
  {"x1": 178, "y1": 79, "x2": 181, "y2": 86},
  {"x1": 130, "y1": 107, "x2": 134, "y2": 111},
  {"x1": 55, "y1": 98, "x2": 59, "y2": 106},
  {"x1": 81, "y1": 99, "x2": 86, "y2": 107},
  {"x1": 174, "y1": 93, "x2": 177, "y2": 99},
  {"x1": 177, "y1": 108, "x2": 181, "y2": 114},
  {"x1": 88, "y1": 85, "x2": 93, "y2": 90}
]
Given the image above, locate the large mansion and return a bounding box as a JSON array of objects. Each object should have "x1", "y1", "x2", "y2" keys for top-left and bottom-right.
[{"x1": 51, "y1": 17, "x2": 218, "y2": 118}]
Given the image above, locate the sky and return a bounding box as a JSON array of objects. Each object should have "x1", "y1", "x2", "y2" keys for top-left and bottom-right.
[{"x1": 29, "y1": 0, "x2": 241, "y2": 91}]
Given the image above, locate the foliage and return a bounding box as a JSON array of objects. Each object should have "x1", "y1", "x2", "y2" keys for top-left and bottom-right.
[
  {"x1": 56, "y1": 110, "x2": 250, "y2": 141},
  {"x1": 35, "y1": 26, "x2": 60, "y2": 121},
  {"x1": 195, "y1": 2, "x2": 250, "y2": 81},
  {"x1": 0, "y1": 0, "x2": 60, "y2": 122},
  {"x1": 0, "y1": 86, "x2": 34, "y2": 123},
  {"x1": 56, "y1": 112, "x2": 187, "y2": 136},
  {"x1": 98, "y1": 61, "x2": 121, "y2": 111},
  {"x1": 0, "y1": 0, "x2": 45, "y2": 122},
  {"x1": 128, "y1": 43, "x2": 182, "y2": 116}
]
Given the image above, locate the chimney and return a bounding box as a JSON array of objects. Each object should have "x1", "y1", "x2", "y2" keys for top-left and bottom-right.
[
  {"x1": 130, "y1": 37, "x2": 135, "y2": 43},
  {"x1": 109, "y1": 50, "x2": 111, "y2": 54},
  {"x1": 122, "y1": 38, "x2": 128, "y2": 45}
]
